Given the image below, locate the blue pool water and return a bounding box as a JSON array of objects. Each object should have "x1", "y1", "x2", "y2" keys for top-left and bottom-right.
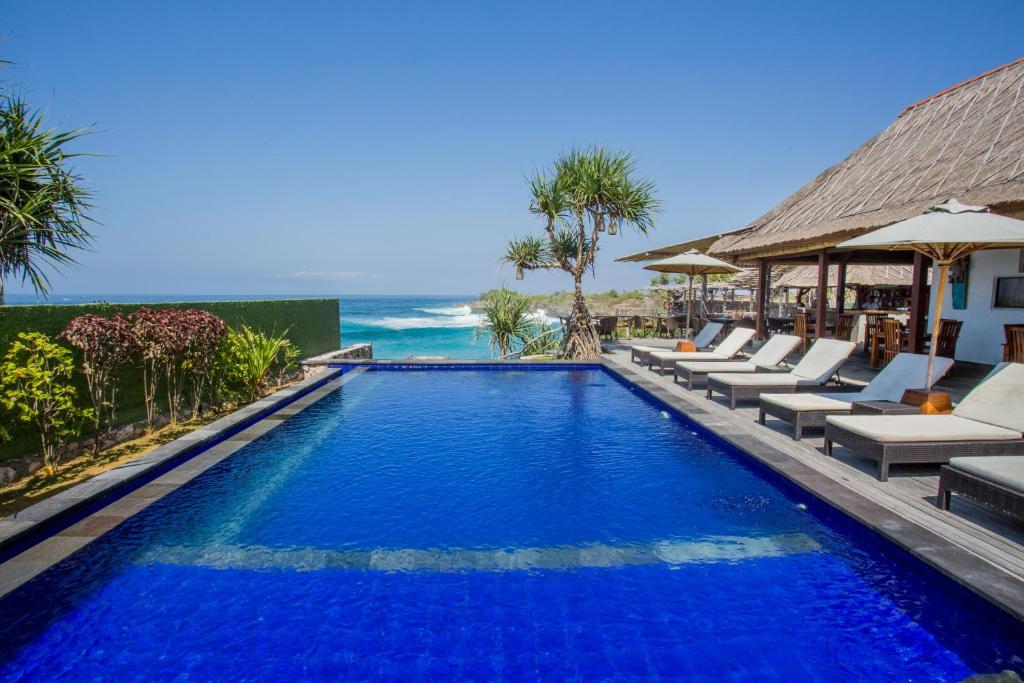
[{"x1": 1, "y1": 367, "x2": 1022, "y2": 680}]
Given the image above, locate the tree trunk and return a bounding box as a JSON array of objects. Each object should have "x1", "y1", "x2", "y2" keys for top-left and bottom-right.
[
  {"x1": 0, "y1": 277, "x2": 5, "y2": 306},
  {"x1": 561, "y1": 277, "x2": 602, "y2": 359}
]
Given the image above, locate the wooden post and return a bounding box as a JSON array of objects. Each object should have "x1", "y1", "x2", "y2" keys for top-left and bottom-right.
[
  {"x1": 907, "y1": 251, "x2": 930, "y2": 354},
  {"x1": 815, "y1": 249, "x2": 829, "y2": 339},
  {"x1": 755, "y1": 259, "x2": 769, "y2": 340},
  {"x1": 836, "y1": 257, "x2": 847, "y2": 315}
]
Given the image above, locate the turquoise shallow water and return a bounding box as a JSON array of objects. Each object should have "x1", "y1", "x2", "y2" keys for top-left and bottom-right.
[{"x1": 7, "y1": 294, "x2": 499, "y2": 359}]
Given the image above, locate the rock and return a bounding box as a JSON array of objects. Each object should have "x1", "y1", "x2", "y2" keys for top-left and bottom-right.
[
  {"x1": 0, "y1": 467, "x2": 16, "y2": 485},
  {"x1": 961, "y1": 672, "x2": 1024, "y2": 683}
]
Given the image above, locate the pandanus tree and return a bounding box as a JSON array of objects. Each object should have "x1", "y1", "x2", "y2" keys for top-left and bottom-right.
[
  {"x1": 0, "y1": 97, "x2": 93, "y2": 304},
  {"x1": 503, "y1": 148, "x2": 658, "y2": 359}
]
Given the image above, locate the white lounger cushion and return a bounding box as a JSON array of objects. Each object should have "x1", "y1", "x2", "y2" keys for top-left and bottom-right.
[
  {"x1": 825, "y1": 414, "x2": 1023, "y2": 443},
  {"x1": 858, "y1": 353, "x2": 954, "y2": 401},
  {"x1": 790, "y1": 339, "x2": 857, "y2": 381},
  {"x1": 691, "y1": 322, "x2": 724, "y2": 349},
  {"x1": 678, "y1": 361, "x2": 760, "y2": 374},
  {"x1": 706, "y1": 373, "x2": 811, "y2": 388},
  {"x1": 748, "y1": 334, "x2": 801, "y2": 366},
  {"x1": 951, "y1": 362, "x2": 1024, "y2": 433},
  {"x1": 707, "y1": 327, "x2": 755, "y2": 357},
  {"x1": 760, "y1": 393, "x2": 861, "y2": 412},
  {"x1": 652, "y1": 351, "x2": 733, "y2": 362},
  {"x1": 948, "y1": 456, "x2": 1024, "y2": 493}
]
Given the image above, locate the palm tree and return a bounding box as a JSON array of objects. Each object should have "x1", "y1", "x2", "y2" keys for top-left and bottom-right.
[
  {"x1": 0, "y1": 96, "x2": 93, "y2": 304},
  {"x1": 503, "y1": 147, "x2": 658, "y2": 358}
]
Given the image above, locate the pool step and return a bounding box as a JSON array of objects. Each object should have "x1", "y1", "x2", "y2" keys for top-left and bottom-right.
[{"x1": 137, "y1": 533, "x2": 822, "y2": 573}]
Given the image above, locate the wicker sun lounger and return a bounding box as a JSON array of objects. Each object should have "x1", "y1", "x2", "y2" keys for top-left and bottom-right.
[
  {"x1": 937, "y1": 456, "x2": 1024, "y2": 522},
  {"x1": 647, "y1": 327, "x2": 755, "y2": 373},
  {"x1": 705, "y1": 339, "x2": 857, "y2": 409},
  {"x1": 630, "y1": 322, "x2": 722, "y2": 365},
  {"x1": 673, "y1": 334, "x2": 800, "y2": 390},
  {"x1": 759, "y1": 353, "x2": 955, "y2": 440},
  {"x1": 825, "y1": 362, "x2": 1024, "y2": 481}
]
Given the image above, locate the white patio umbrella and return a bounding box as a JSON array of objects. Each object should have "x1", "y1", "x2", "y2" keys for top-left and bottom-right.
[
  {"x1": 837, "y1": 199, "x2": 1024, "y2": 386},
  {"x1": 644, "y1": 250, "x2": 741, "y2": 338}
]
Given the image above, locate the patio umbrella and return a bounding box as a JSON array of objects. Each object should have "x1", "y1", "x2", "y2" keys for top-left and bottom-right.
[
  {"x1": 837, "y1": 199, "x2": 1024, "y2": 386},
  {"x1": 644, "y1": 250, "x2": 741, "y2": 337}
]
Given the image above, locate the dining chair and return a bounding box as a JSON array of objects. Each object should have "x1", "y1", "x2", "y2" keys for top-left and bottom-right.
[
  {"x1": 935, "y1": 319, "x2": 963, "y2": 359},
  {"x1": 1003, "y1": 324, "x2": 1024, "y2": 362},
  {"x1": 880, "y1": 318, "x2": 905, "y2": 366},
  {"x1": 831, "y1": 313, "x2": 854, "y2": 342},
  {"x1": 793, "y1": 313, "x2": 814, "y2": 353},
  {"x1": 863, "y1": 314, "x2": 889, "y2": 354}
]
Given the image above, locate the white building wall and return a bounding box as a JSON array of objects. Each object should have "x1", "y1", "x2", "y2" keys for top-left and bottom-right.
[{"x1": 929, "y1": 248, "x2": 1024, "y2": 364}]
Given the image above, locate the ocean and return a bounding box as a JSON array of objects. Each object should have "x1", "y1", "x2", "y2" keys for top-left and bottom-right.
[{"x1": 3, "y1": 294, "x2": 540, "y2": 360}]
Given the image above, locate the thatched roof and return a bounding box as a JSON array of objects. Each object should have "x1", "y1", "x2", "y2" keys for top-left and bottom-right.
[
  {"x1": 615, "y1": 230, "x2": 744, "y2": 263},
  {"x1": 710, "y1": 58, "x2": 1024, "y2": 260},
  {"x1": 773, "y1": 264, "x2": 917, "y2": 289}
]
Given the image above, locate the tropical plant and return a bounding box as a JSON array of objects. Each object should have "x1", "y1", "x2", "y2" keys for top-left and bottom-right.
[
  {"x1": 0, "y1": 332, "x2": 90, "y2": 474},
  {"x1": 503, "y1": 147, "x2": 658, "y2": 358},
  {"x1": 519, "y1": 321, "x2": 561, "y2": 357},
  {"x1": 474, "y1": 288, "x2": 533, "y2": 358},
  {"x1": 221, "y1": 325, "x2": 296, "y2": 402},
  {"x1": 0, "y1": 97, "x2": 93, "y2": 304},
  {"x1": 132, "y1": 308, "x2": 186, "y2": 430},
  {"x1": 60, "y1": 313, "x2": 138, "y2": 451},
  {"x1": 179, "y1": 309, "x2": 228, "y2": 419}
]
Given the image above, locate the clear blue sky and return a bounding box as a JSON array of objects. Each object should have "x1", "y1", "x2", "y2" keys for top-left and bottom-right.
[{"x1": 5, "y1": 1, "x2": 1023, "y2": 297}]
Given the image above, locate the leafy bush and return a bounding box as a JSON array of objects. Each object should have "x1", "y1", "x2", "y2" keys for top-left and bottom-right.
[
  {"x1": 178, "y1": 310, "x2": 228, "y2": 420},
  {"x1": 132, "y1": 308, "x2": 187, "y2": 429},
  {"x1": 475, "y1": 289, "x2": 533, "y2": 358},
  {"x1": 61, "y1": 313, "x2": 137, "y2": 450},
  {"x1": 0, "y1": 333, "x2": 90, "y2": 474},
  {"x1": 218, "y1": 326, "x2": 297, "y2": 403}
]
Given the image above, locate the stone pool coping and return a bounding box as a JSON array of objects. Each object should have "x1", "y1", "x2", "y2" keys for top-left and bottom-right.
[{"x1": 0, "y1": 358, "x2": 1021, "y2": 622}]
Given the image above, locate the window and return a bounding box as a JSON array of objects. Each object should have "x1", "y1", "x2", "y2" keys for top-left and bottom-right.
[{"x1": 993, "y1": 276, "x2": 1024, "y2": 308}]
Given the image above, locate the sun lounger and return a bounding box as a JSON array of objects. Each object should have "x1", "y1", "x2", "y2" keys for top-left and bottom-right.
[
  {"x1": 647, "y1": 327, "x2": 755, "y2": 373},
  {"x1": 937, "y1": 456, "x2": 1024, "y2": 522},
  {"x1": 759, "y1": 353, "x2": 954, "y2": 440},
  {"x1": 672, "y1": 334, "x2": 800, "y2": 390},
  {"x1": 630, "y1": 322, "x2": 723, "y2": 365},
  {"x1": 825, "y1": 362, "x2": 1024, "y2": 481},
  {"x1": 705, "y1": 338, "x2": 857, "y2": 409}
]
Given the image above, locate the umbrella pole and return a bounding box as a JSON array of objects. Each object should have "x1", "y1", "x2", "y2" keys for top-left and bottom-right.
[
  {"x1": 926, "y1": 261, "x2": 949, "y2": 388},
  {"x1": 686, "y1": 276, "x2": 693, "y2": 339}
]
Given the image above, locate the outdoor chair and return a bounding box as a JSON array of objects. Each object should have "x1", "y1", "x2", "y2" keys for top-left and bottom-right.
[
  {"x1": 759, "y1": 353, "x2": 954, "y2": 440},
  {"x1": 864, "y1": 314, "x2": 889, "y2": 354},
  {"x1": 663, "y1": 316, "x2": 686, "y2": 338},
  {"x1": 793, "y1": 312, "x2": 814, "y2": 353},
  {"x1": 646, "y1": 327, "x2": 755, "y2": 373},
  {"x1": 596, "y1": 316, "x2": 618, "y2": 340},
  {"x1": 705, "y1": 338, "x2": 857, "y2": 409},
  {"x1": 630, "y1": 322, "x2": 723, "y2": 364},
  {"x1": 937, "y1": 456, "x2": 1024, "y2": 522},
  {"x1": 673, "y1": 334, "x2": 801, "y2": 390},
  {"x1": 933, "y1": 319, "x2": 963, "y2": 359},
  {"x1": 1003, "y1": 325, "x2": 1024, "y2": 363},
  {"x1": 824, "y1": 362, "x2": 1024, "y2": 481},
  {"x1": 879, "y1": 318, "x2": 906, "y2": 366},
  {"x1": 831, "y1": 313, "x2": 854, "y2": 342}
]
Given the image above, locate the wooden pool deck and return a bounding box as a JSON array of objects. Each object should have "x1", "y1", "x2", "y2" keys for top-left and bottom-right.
[{"x1": 604, "y1": 340, "x2": 1024, "y2": 616}]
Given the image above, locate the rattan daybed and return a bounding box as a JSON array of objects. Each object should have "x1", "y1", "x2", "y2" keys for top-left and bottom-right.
[
  {"x1": 825, "y1": 363, "x2": 1024, "y2": 481},
  {"x1": 759, "y1": 353, "x2": 954, "y2": 440},
  {"x1": 937, "y1": 456, "x2": 1024, "y2": 522},
  {"x1": 672, "y1": 334, "x2": 800, "y2": 390},
  {"x1": 705, "y1": 339, "x2": 858, "y2": 409}
]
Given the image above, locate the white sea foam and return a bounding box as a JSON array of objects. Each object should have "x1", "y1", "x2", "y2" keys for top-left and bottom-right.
[
  {"x1": 357, "y1": 306, "x2": 557, "y2": 331},
  {"x1": 360, "y1": 313, "x2": 484, "y2": 330},
  {"x1": 415, "y1": 305, "x2": 473, "y2": 316}
]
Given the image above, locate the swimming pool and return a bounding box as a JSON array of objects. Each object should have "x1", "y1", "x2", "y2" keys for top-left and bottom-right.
[{"x1": 0, "y1": 366, "x2": 1021, "y2": 679}]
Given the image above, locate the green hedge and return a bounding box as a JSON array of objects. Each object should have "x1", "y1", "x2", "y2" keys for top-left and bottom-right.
[{"x1": 0, "y1": 298, "x2": 340, "y2": 461}]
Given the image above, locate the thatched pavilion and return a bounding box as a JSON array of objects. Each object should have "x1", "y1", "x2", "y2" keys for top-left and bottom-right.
[{"x1": 622, "y1": 57, "x2": 1024, "y2": 361}]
